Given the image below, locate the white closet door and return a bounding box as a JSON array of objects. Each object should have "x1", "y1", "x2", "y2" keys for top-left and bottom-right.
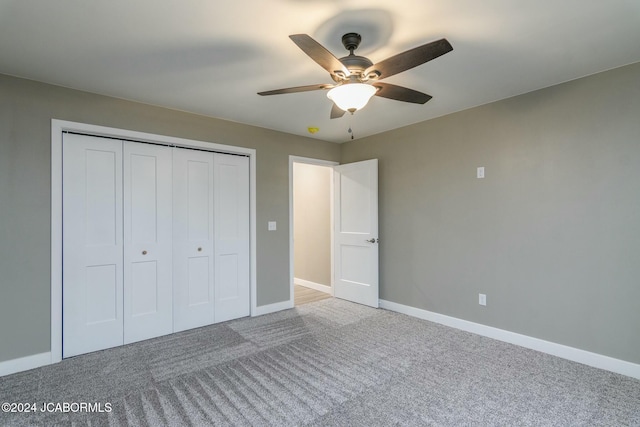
[
  {"x1": 62, "y1": 133, "x2": 124, "y2": 358},
  {"x1": 214, "y1": 154, "x2": 250, "y2": 322},
  {"x1": 123, "y1": 142, "x2": 173, "y2": 344},
  {"x1": 173, "y1": 148, "x2": 215, "y2": 332}
]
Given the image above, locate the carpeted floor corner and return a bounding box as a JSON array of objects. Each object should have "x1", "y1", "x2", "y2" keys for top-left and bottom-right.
[{"x1": 1, "y1": 298, "x2": 639, "y2": 426}]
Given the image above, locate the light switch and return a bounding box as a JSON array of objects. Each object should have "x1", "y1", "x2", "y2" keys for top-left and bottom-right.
[
  {"x1": 268, "y1": 221, "x2": 277, "y2": 231},
  {"x1": 477, "y1": 167, "x2": 485, "y2": 179}
]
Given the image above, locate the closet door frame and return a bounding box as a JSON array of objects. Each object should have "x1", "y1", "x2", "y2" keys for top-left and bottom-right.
[{"x1": 51, "y1": 119, "x2": 257, "y2": 364}]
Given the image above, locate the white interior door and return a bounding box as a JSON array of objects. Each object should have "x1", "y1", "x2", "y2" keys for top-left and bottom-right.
[
  {"x1": 172, "y1": 148, "x2": 215, "y2": 332},
  {"x1": 333, "y1": 159, "x2": 379, "y2": 308},
  {"x1": 214, "y1": 153, "x2": 250, "y2": 322},
  {"x1": 62, "y1": 133, "x2": 124, "y2": 357},
  {"x1": 123, "y1": 142, "x2": 173, "y2": 344}
]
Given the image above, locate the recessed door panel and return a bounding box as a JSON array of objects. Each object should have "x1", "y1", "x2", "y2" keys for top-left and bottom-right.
[
  {"x1": 84, "y1": 150, "x2": 119, "y2": 246},
  {"x1": 216, "y1": 254, "x2": 239, "y2": 301},
  {"x1": 130, "y1": 154, "x2": 158, "y2": 243},
  {"x1": 217, "y1": 164, "x2": 239, "y2": 239},
  {"x1": 85, "y1": 264, "x2": 118, "y2": 324},
  {"x1": 188, "y1": 256, "x2": 211, "y2": 306},
  {"x1": 339, "y1": 168, "x2": 371, "y2": 234},
  {"x1": 339, "y1": 245, "x2": 372, "y2": 286},
  {"x1": 187, "y1": 160, "x2": 211, "y2": 241},
  {"x1": 130, "y1": 261, "x2": 158, "y2": 316}
]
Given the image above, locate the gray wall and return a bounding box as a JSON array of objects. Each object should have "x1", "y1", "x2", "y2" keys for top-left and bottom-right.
[
  {"x1": 293, "y1": 162, "x2": 332, "y2": 287},
  {"x1": 0, "y1": 74, "x2": 340, "y2": 363},
  {"x1": 341, "y1": 62, "x2": 640, "y2": 364},
  {"x1": 3, "y1": 62, "x2": 639, "y2": 366}
]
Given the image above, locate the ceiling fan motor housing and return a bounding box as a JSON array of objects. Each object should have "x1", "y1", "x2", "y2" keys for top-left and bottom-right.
[
  {"x1": 338, "y1": 33, "x2": 375, "y2": 81},
  {"x1": 339, "y1": 55, "x2": 373, "y2": 77}
]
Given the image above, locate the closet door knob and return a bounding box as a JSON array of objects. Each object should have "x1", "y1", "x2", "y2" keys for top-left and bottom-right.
[{"x1": 142, "y1": 250, "x2": 148, "y2": 255}]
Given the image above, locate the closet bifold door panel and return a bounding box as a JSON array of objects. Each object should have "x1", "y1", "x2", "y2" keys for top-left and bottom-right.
[
  {"x1": 123, "y1": 142, "x2": 173, "y2": 344},
  {"x1": 62, "y1": 133, "x2": 124, "y2": 358},
  {"x1": 214, "y1": 153, "x2": 250, "y2": 322},
  {"x1": 172, "y1": 148, "x2": 216, "y2": 332}
]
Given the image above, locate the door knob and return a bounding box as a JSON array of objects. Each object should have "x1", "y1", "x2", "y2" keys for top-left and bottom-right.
[
  {"x1": 197, "y1": 247, "x2": 202, "y2": 252},
  {"x1": 142, "y1": 250, "x2": 148, "y2": 255},
  {"x1": 365, "y1": 238, "x2": 377, "y2": 243}
]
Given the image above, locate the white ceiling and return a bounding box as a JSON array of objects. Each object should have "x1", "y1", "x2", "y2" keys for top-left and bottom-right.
[{"x1": 1, "y1": 1, "x2": 639, "y2": 143}]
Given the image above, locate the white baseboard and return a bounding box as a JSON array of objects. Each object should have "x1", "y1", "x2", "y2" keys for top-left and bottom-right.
[
  {"x1": 6, "y1": 303, "x2": 637, "y2": 381},
  {"x1": 294, "y1": 278, "x2": 332, "y2": 294},
  {"x1": 253, "y1": 299, "x2": 294, "y2": 316},
  {"x1": 2, "y1": 301, "x2": 294, "y2": 376},
  {"x1": 0, "y1": 352, "x2": 52, "y2": 377},
  {"x1": 379, "y1": 299, "x2": 640, "y2": 380}
]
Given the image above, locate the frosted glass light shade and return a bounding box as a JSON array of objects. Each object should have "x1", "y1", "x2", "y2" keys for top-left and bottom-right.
[{"x1": 327, "y1": 83, "x2": 376, "y2": 113}]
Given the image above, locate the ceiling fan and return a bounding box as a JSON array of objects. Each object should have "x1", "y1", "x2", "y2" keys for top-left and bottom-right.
[{"x1": 258, "y1": 33, "x2": 453, "y2": 118}]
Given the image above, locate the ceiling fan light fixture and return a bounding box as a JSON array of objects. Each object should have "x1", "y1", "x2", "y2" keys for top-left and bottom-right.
[{"x1": 327, "y1": 83, "x2": 377, "y2": 113}]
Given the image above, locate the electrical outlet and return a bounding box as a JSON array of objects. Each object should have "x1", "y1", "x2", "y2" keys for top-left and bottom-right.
[
  {"x1": 479, "y1": 293, "x2": 487, "y2": 306},
  {"x1": 477, "y1": 167, "x2": 485, "y2": 179},
  {"x1": 268, "y1": 221, "x2": 276, "y2": 231}
]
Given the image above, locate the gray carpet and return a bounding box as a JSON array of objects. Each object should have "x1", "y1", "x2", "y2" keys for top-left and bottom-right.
[{"x1": 1, "y1": 298, "x2": 639, "y2": 426}]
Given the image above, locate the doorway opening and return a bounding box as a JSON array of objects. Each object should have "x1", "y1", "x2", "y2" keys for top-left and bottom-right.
[{"x1": 289, "y1": 157, "x2": 338, "y2": 306}]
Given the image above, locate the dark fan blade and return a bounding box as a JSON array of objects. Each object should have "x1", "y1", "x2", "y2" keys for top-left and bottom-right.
[
  {"x1": 258, "y1": 83, "x2": 334, "y2": 96},
  {"x1": 372, "y1": 82, "x2": 432, "y2": 104},
  {"x1": 289, "y1": 34, "x2": 350, "y2": 77},
  {"x1": 330, "y1": 103, "x2": 346, "y2": 119},
  {"x1": 364, "y1": 38, "x2": 452, "y2": 80}
]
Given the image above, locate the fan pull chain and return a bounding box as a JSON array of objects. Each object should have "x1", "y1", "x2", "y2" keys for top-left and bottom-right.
[{"x1": 348, "y1": 125, "x2": 354, "y2": 140}]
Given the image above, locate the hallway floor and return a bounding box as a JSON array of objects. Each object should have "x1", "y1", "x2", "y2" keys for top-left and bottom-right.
[{"x1": 294, "y1": 284, "x2": 331, "y2": 306}]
